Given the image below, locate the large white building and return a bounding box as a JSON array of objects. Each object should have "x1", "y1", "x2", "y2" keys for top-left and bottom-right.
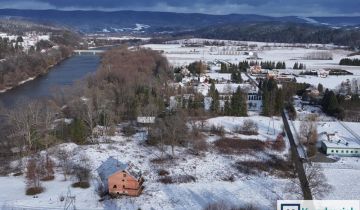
[{"x1": 321, "y1": 133, "x2": 360, "y2": 157}]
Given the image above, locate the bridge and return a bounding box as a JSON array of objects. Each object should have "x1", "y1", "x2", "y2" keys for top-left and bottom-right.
[{"x1": 74, "y1": 49, "x2": 105, "y2": 55}]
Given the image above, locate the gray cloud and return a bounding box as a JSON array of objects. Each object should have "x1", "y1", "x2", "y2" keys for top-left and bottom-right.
[{"x1": 0, "y1": 0, "x2": 359, "y2": 16}]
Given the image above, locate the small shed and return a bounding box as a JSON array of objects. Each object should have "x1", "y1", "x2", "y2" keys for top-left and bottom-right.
[
  {"x1": 137, "y1": 116, "x2": 156, "y2": 124},
  {"x1": 97, "y1": 157, "x2": 144, "y2": 196}
]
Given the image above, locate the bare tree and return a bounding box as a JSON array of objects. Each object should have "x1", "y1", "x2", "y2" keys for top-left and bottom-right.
[
  {"x1": 288, "y1": 163, "x2": 332, "y2": 199},
  {"x1": 56, "y1": 149, "x2": 72, "y2": 181},
  {"x1": 4, "y1": 99, "x2": 43, "y2": 154},
  {"x1": 163, "y1": 111, "x2": 188, "y2": 156},
  {"x1": 300, "y1": 115, "x2": 318, "y2": 156},
  {"x1": 25, "y1": 156, "x2": 44, "y2": 194}
]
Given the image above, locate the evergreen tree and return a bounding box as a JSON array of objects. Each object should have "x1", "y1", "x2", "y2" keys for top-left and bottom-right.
[
  {"x1": 224, "y1": 100, "x2": 231, "y2": 116},
  {"x1": 293, "y1": 62, "x2": 299, "y2": 69},
  {"x1": 70, "y1": 118, "x2": 87, "y2": 144},
  {"x1": 274, "y1": 88, "x2": 284, "y2": 115},
  {"x1": 210, "y1": 90, "x2": 220, "y2": 113},
  {"x1": 317, "y1": 83, "x2": 324, "y2": 93},
  {"x1": 230, "y1": 87, "x2": 247, "y2": 116},
  {"x1": 299, "y1": 63, "x2": 304, "y2": 69}
]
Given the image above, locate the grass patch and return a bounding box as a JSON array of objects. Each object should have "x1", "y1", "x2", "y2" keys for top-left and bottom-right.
[
  {"x1": 26, "y1": 187, "x2": 44, "y2": 195},
  {"x1": 71, "y1": 181, "x2": 90, "y2": 189},
  {"x1": 214, "y1": 138, "x2": 266, "y2": 154}
]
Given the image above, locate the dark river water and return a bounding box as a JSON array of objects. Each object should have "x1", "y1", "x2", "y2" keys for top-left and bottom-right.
[{"x1": 0, "y1": 54, "x2": 101, "y2": 107}]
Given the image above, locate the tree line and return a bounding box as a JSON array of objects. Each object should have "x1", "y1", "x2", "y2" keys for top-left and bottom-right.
[
  {"x1": 339, "y1": 58, "x2": 360, "y2": 66},
  {"x1": 184, "y1": 22, "x2": 360, "y2": 49}
]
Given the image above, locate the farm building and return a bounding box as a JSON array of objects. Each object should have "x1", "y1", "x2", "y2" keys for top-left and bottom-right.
[{"x1": 97, "y1": 157, "x2": 144, "y2": 196}]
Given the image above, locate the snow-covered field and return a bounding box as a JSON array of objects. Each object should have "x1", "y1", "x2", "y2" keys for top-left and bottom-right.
[
  {"x1": 143, "y1": 39, "x2": 360, "y2": 90},
  {"x1": 0, "y1": 116, "x2": 299, "y2": 210}
]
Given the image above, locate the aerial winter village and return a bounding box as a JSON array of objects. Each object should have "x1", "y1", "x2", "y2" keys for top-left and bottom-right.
[{"x1": 1, "y1": 38, "x2": 360, "y2": 210}]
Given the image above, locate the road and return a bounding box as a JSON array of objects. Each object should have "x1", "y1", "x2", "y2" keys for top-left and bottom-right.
[{"x1": 281, "y1": 110, "x2": 313, "y2": 200}]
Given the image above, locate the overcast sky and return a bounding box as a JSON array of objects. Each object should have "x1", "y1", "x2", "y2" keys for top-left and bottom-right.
[{"x1": 0, "y1": 0, "x2": 359, "y2": 16}]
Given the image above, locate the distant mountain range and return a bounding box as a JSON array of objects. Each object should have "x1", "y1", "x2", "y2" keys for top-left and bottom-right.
[{"x1": 0, "y1": 9, "x2": 359, "y2": 33}]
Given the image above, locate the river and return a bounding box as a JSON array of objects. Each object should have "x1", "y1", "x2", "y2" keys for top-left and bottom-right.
[{"x1": 0, "y1": 54, "x2": 101, "y2": 107}]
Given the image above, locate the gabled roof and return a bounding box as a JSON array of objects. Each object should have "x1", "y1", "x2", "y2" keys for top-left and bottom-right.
[
  {"x1": 96, "y1": 157, "x2": 142, "y2": 186},
  {"x1": 97, "y1": 157, "x2": 128, "y2": 184}
]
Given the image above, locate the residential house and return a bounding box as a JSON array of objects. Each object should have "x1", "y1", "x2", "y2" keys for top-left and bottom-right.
[{"x1": 97, "y1": 157, "x2": 144, "y2": 197}]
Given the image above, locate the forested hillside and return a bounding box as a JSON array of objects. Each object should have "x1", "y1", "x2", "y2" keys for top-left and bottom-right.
[
  {"x1": 181, "y1": 22, "x2": 360, "y2": 48},
  {"x1": 0, "y1": 20, "x2": 82, "y2": 91}
]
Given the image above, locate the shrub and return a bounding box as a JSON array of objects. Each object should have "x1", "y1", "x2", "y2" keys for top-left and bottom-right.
[
  {"x1": 221, "y1": 174, "x2": 236, "y2": 182},
  {"x1": 158, "y1": 169, "x2": 170, "y2": 176},
  {"x1": 40, "y1": 175, "x2": 55, "y2": 181},
  {"x1": 122, "y1": 124, "x2": 137, "y2": 137},
  {"x1": 158, "y1": 176, "x2": 173, "y2": 184},
  {"x1": 214, "y1": 138, "x2": 266, "y2": 154},
  {"x1": 150, "y1": 155, "x2": 173, "y2": 164},
  {"x1": 158, "y1": 175, "x2": 196, "y2": 184},
  {"x1": 234, "y1": 155, "x2": 294, "y2": 178},
  {"x1": 26, "y1": 187, "x2": 44, "y2": 195},
  {"x1": 71, "y1": 181, "x2": 90, "y2": 189},
  {"x1": 234, "y1": 119, "x2": 259, "y2": 135},
  {"x1": 210, "y1": 125, "x2": 225, "y2": 136},
  {"x1": 192, "y1": 137, "x2": 208, "y2": 153}
]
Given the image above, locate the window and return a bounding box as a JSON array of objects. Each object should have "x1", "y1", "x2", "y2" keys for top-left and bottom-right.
[
  {"x1": 351, "y1": 151, "x2": 353, "y2": 153},
  {"x1": 336, "y1": 150, "x2": 338, "y2": 153},
  {"x1": 346, "y1": 150, "x2": 349, "y2": 153},
  {"x1": 341, "y1": 150, "x2": 344, "y2": 153},
  {"x1": 122, "y1": 179, "x2": 125, "y2": 182},
  {"x1": 331, "y1": 150, "x2": 334, "y2": 153},
  {"x1": 123, "y1": 174, "x2": 126, "y2": 177},
  {"x1": 123, "y1": 185, "x2": 125, "y2": 188},
  {"x1": 113, "y1": 185, "x2": 117, "y2": 189},
  {"x1": 356, "y1": 151, "x2": 358, "y2": 153}
]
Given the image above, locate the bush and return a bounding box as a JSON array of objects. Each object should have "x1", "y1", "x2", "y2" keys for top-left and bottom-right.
[
  {"x1": 158, "y1": 176, "x2": 173, "y2": 184},
  {"x1": 150, "y1": 155, "x2": 173, "y2": 164},
  {"x1": 71, "y1": 181, "x2": 90, "y2": 189},
  {"x1": 210, "y1": 125, "x2": 225, "y2": 136},
  {"x1": 234, "y1": 119, "x2": 259, "y2": 135},
  {"x1": 270, "y1": 134, "x2": 286, "y2": 151},
  {"x1": 234, "y1": 155, "x2": 294, "y2": 178},
  {"x1": 26, "y1": 187, "x2": 44, "y2": 195},
  {"x1": 158, "y1": 169, "x2": 170, "y2": 176},
  {"x1": 122, "y1": 124, "x2": 137, "y2": 137},
  {"x1": 40, "y1": 175, "x2": 55, "y2": 181},
  {"x1": 221, "y1": 174, "x2": 236, "y2": 182},
  {"x1": 158, "y1": 175, "x2": 196, "y2": 184},
  {"x1": 214, "y1": 138, "x2": 266, "y2": 154},
  {"x1": 192, "y1": 137, "x2": 208, "y2": 153}
]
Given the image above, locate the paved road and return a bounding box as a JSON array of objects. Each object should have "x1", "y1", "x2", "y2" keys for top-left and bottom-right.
[{"x1": 282, "y1": 110, "x2": 313, "y2": 200}]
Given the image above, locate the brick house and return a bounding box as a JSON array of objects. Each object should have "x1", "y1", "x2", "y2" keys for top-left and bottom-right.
[{"x1": 97, "y1": 157, "x2": 144, "y2": 196}]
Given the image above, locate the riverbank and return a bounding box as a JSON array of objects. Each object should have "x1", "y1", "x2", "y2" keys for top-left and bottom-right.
[{"x1": 0, "y1": 54, "x2": 73, "y2": 94}]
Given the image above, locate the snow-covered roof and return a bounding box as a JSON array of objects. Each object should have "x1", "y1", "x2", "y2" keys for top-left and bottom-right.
[
  {"x1": 97, "y1": 157, "x2": 128, "y2": 184},
  {"x1": 322, "y1": 138, "x2": 360, "y2": 149},
  {"x1": 96, "y1": 157, "x2": 142, "y2": 187}
]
